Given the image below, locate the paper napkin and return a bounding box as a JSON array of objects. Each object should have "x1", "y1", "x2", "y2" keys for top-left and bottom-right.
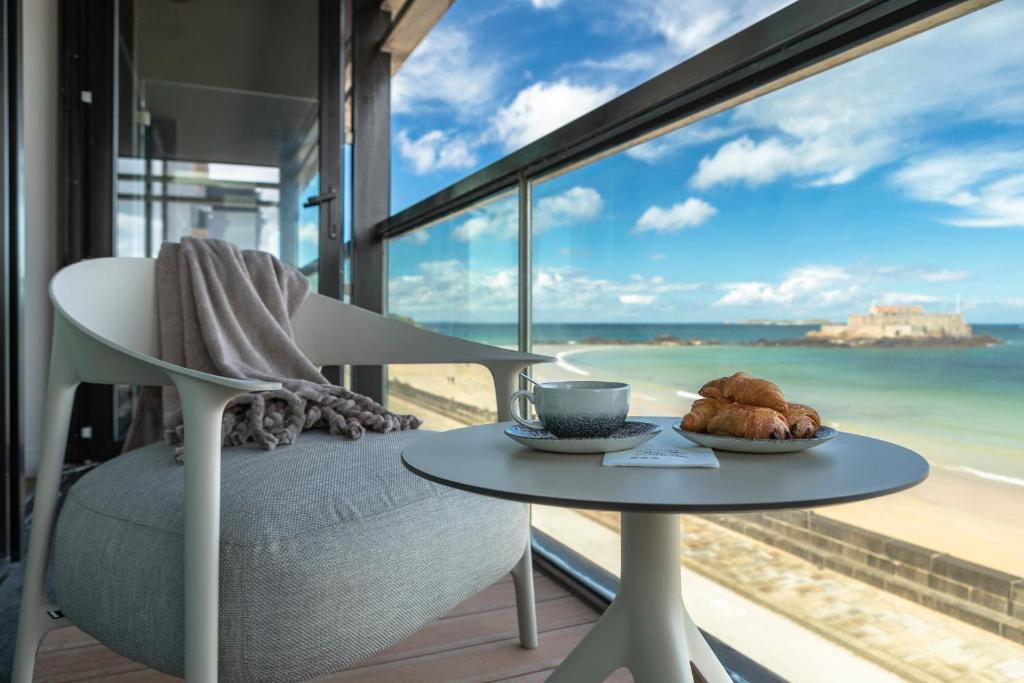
[{"x1": 602, "y1": 444, "x2": 720, "y2": 468}]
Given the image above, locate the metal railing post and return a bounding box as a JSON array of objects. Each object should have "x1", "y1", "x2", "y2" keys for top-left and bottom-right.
[{"x1": 518, "y1": 174, "x2": 532, "y2": 359}]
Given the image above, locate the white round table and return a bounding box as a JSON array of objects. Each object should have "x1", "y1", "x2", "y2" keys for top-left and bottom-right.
[{"x1": 402, "y1": 416, "x2": 928, "y2": 683}]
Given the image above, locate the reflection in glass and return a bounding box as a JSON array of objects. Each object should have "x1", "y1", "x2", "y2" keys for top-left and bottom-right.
[{"x1": 115, "y1": 0, "x2": 319, "y2": 272}]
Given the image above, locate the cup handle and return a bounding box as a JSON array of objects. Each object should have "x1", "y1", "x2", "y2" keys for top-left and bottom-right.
[{"x1": 509, "y1": 389, "x2": 544, "y2": 430}]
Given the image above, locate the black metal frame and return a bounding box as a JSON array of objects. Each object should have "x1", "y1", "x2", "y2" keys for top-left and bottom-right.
[
  {"x1": 379, "y1": 0, "x2": 992, "y2": 239},
  {"x1": 318, "y1": 0, "x2": 345, "y2": 303},
  {"x1": 349, "y1": 0, "x2": 390, "y2": 401},
  {"x1": 58, "y1": 0, "x2": 117, "y2": 266},
  {"x1": 58, "y1": 0, "x2": 120, "y2": 464},
  {"x1": 1, "y1": 0, "x2": 23, "y2": 565},
  {"x1": 317, "y1": 0, "x2": 346, "y2": 385}
]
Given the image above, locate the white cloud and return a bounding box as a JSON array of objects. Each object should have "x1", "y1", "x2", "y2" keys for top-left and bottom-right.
[
  {"x1": 691, "y1": 134, "x2": 887, "y2": 190},
  {"x1": 716, "y1": 266, "x2": 856, "y2": 308},
  {"x1": 534, "y1": 186, "x2": 603, "y2": 233},
  {"x1": 879, "y1": 292, "x2": 941, "y2": 305},
  {"x1": 617, "y1": 0, "x2": 789, "y2": 58},
  {"x1": 626, "y1": 121, "x2": 739, "y2": 164},
  {"x1": 451, "y1": 200, "x2": 518, "y2": 242},
  {"x1": 688, "y1": 3, "x2": 1024, "y2": 191},
  {"x1": 406, "y1": 230, "x2": 430, "y2": 246},
  {"x1": 388, "y1": 259, "x2": 701, "y2": 321},
  {"x1": 388, "y1": 260, "x2": 518, "y2": 320},
  {"x1": 633, "y1": 198, "x2": 716, "y2": 234},
  {"x1": 920, "y1": 269, "x2": 968, "y2": 283},
  {"x1": 958, "y1": 297, "x2": 1024, "y2": 312},
  {"x1": 392, "y1": 27, "x2": 501, "y2": 116},
  {"x1": 451, "y1": 186, "x2": 603, "y2": 241},
  {"x1": 575, "y1": 50, "x2": 665, "y2": 76},
  {"x1": 892, "y1": 147, "x2": 1024, "y2": 228},
  {"x1": 388, "y1": 258, "x2": 984, "y2": 322},
  {"x1": 396, "y1": 129, "x2": 478, "y2": 174},
  {"x1": 712, "y1": 264, "x2": 979, "y2": 311},
  {"x1": 560, "y1": 0, "x2": 786, "y2": 109},
  {"x1": 534, "y1": 267, "x2": 701, "y2": 317},
  {"x1": 491, "y1": 79, "x2": 617, "y2": 151},
  {"x1": 531, "y1": 0, "x2": 564, "y2": 7},
  {"x1": 619, "y1": 294, "x2": 656, "y2": 305}
]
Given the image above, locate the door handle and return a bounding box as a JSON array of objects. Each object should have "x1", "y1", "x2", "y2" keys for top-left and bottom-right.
[{"x1": 303, "y1": 188, "x2": 337, "y2": 208}]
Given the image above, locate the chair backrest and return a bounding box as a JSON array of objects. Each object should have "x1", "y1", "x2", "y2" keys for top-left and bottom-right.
[
  {"x1": 51, "y1": 257, "x2": 349, "y2": 363},
  {"x1": 50, "y1": 257, "x2": 162, "y2": 358},
  {"x1": 50, "y1": 255, "x2": 546, "y2": 382}
]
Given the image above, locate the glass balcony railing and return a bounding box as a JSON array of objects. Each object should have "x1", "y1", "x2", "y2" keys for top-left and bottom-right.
[{"x1": 384, "y1": 1, "x2": 1024, "y2": 681}]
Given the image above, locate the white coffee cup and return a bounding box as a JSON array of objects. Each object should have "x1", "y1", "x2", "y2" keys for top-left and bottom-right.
[{"x1": 509, "y1": 381, "x2": 630, "y2": 438}]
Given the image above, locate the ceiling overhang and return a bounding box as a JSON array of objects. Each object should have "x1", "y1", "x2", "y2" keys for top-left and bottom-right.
[
  {"x1": 343, "y1": 0, "x2": 453, "y2": 140},
  {"x1": 380, "y1": 0, "x2": 455, "y2": 74}
]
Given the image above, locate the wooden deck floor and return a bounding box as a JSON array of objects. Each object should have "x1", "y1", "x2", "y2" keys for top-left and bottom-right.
[{"x1": 31, "y1": 571, "x2": 635, "y2": 682}]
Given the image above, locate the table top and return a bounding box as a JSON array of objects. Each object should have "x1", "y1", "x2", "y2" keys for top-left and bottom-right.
[{"x1": 401, "y1": 417, "x2": 929, "y2": 513}]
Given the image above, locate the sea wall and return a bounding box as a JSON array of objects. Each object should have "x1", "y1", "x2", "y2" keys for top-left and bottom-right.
[
  {"x1": 706, "y1": 510, "x2": 1024, "y2": 644},
  {"x1": 389, "y1": 379, "x2": 497, "y2": 424}
]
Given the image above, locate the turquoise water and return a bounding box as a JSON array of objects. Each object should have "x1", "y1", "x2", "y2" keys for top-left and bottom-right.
[
  {"x1": 563, "y1": 327, "x2": 1024, "y2": 484},
  {"x1": 422, "y1": 322, "x2": 1024, "y2": 482}
]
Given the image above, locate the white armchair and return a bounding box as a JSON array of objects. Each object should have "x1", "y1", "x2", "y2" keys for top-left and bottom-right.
[{"x1": 13, "y1": 257, "x2": 551, "y2": 682}]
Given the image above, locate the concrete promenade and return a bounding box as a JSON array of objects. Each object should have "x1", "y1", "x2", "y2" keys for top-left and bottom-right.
[{"x1": 534, "y1": 506, "x2": 1024, "y2": 683}]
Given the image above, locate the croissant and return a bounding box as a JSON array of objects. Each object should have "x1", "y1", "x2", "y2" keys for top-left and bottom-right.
[
  {"x1": 681, "y1": 397, "x2": 726, "y2": 432},
  {"x1": 785, "y1": 402, "x2": 821, "y2": 438},
  {"x1": 707, "y1": 403, "x2": 791, "y2": 440},
  {"x1": 699, "y1": 372, "x2": 787, "y2": 413}
]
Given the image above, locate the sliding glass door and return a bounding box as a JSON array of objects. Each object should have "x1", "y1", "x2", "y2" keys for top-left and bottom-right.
[
  {"x1": 61, "y1": 0, "x2": 345, "y2": 460},
  {"x1": 115, "y1": 0, "x2": 325, "y2": 272},
  {"x1": 1, "y1": 0, "x2": 22, "y2": 564}
]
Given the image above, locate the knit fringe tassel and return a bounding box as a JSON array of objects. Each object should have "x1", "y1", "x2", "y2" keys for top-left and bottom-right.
[{"x1": 167, "y1": 383, "x2": 421, "y2": 462}]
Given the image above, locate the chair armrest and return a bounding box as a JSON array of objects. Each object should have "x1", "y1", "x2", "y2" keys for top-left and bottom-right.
[
  {"x1": 292, "y1": 294, "x2": 554, "y2": 368},
  {"x1": 159, "y1": 363, "x2": 281, "y2": 393}
]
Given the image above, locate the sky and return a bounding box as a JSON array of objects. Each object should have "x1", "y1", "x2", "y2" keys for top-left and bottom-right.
[{"x1": 387, "y1": 0, "x2": 1024, "y2": 324}]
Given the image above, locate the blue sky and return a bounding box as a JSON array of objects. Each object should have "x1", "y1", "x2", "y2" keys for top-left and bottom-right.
[{"x1": 388, "y1": 0, "x2": 1024, "y2": 324}]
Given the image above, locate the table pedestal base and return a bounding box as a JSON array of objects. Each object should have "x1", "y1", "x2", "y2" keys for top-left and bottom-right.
[{"x1": 547, "y1": 512, "x2": 732, "y2": 683}]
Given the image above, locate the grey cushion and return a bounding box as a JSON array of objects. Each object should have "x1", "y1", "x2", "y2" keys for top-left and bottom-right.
[{"x1": 53, "y1": 430, "x2": 528, "y2": 681}]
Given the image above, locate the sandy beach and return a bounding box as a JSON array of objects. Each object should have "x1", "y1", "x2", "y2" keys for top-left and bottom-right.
[{"x1": 388, "y1": 346, "x2": 1024, "y2": 576}]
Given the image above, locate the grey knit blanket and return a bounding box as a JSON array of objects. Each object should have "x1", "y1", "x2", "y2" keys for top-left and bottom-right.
[{"x1": 123, "y1": 237, "x2": 420, "y2": 459}]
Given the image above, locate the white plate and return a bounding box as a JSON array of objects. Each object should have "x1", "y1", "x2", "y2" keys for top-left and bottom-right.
[
  {"x1": 505, "y1": 421, "x2": 662, "y2": 454},
  {"x1": 672, "y1": 424, "x2": 837, "y2": 453}
]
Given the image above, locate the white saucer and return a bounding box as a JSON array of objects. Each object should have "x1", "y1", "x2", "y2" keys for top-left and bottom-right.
[
  {"x1": 672, "y1": 424, "x2": 837, "y2": 453},
  {"x1": 504, "y1": 421, "x2": 662, "y2": 454}
]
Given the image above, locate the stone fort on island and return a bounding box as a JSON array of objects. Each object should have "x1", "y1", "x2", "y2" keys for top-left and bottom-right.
[{"x1": 807, "y1": 305, "x2": 972, "y2": 341}]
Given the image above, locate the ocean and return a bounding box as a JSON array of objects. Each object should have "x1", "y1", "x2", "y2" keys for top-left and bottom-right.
[
  {"x1": 418, "y1": 321, "x2": 826, "y2": 346},
  {"x1": 420, "y1": 322, "x2": 1024, "y2": 484}
]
